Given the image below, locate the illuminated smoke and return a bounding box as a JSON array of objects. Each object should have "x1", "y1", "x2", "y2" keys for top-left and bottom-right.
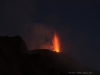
[{"x1": 26, "y1": 23, "x2": 53, "y2": 50}]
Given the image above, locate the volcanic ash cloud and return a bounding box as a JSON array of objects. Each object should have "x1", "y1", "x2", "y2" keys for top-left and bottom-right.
[{"x1": 27, "y1": 23, "x2": 54, "y2": 50}]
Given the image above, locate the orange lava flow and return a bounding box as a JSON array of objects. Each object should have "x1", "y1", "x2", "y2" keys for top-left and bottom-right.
[{"x1": 52, "y1": 31, "x2": 60, "y2": 52}]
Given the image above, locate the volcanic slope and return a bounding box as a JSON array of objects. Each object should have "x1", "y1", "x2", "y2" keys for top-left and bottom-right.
[{"x1": 27, "y1": 49, "x2": 100, "y2": 75}]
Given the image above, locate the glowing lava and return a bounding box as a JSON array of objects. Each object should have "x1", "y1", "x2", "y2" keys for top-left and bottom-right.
[{"x1": 52, "y1": 31, "x2": 60, "y2": 52}]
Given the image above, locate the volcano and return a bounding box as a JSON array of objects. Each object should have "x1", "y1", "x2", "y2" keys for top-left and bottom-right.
[
  {"x1": 25, "y1": 49, "x2": 100, "y2": 75},
  {"x1": 0, "y1": 36, "x2": 99, "y2": 75}
]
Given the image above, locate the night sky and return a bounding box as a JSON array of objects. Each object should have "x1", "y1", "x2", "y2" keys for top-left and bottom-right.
[{"x1": 0, "y1": 0, "x2": 100, "y2": 72}]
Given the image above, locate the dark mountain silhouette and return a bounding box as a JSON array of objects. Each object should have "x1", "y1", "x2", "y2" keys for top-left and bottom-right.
[
  {"x1": 27, "y1": 49, "x2": 100, "y2": 75},
  {"x1": 0, "y1": 36, "x2": 28, "y2": 75},
  {"x1": 0, "y1": 36, "x2": 99, "y2": 75}
]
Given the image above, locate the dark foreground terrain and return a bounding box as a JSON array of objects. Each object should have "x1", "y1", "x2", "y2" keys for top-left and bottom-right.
[{"x1": 0, "y1": 36, "x2": 99, "y2": 75}]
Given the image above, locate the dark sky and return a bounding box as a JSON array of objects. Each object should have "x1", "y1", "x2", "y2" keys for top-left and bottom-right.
[{"x1": 0, "y1": 0, "x2": 100, "y2": 72}]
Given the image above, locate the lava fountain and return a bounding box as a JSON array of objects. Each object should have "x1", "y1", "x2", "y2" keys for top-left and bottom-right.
[{"x1": 52, "y1": 31, "x2": 60, "y2": 52}]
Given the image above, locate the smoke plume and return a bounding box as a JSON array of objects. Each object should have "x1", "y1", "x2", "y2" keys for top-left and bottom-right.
[{"x1": 25, "y1": 23, "x2": 54, "y2": 50}]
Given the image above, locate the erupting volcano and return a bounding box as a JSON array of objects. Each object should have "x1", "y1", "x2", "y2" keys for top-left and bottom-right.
[
  {"x1": 0, "y1": 36, "x2": 99, "y2": 75},
  {"x1": 52, "y1": 31, "x2": 60, "y2": 52}
]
